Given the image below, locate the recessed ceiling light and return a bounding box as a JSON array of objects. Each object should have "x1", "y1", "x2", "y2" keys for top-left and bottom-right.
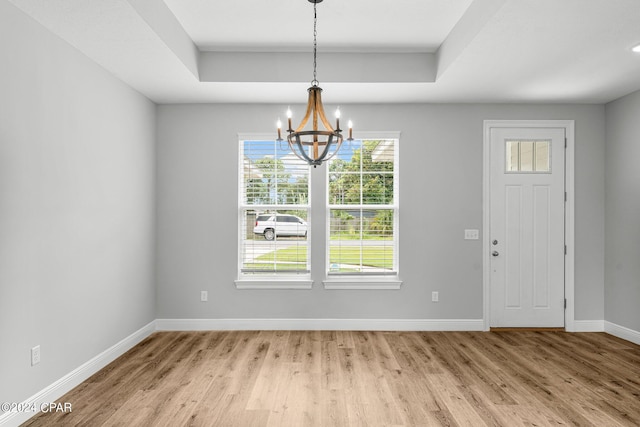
[{"x1": 632, "y1": 43, "x2": 640, "y2": 53}]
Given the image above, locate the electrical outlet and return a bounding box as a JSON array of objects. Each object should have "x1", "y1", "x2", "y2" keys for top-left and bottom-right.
[
  {"x1": 464, "y1": 229, "x2": 479, "y2": 240},
  {"x1": 31, "y1": 345, "x2": 41, "y2": 366},
  {"x1": 200, "y1": 291, "x2": 208, "y2": 302},
  {"x1": 432, "y1": 291, "x2": 439, "y2": 302}
]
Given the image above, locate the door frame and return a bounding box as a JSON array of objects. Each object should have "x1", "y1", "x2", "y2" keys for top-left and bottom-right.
[{"x1": 483, "y1": 120, "x2": 575, "y2": 331}]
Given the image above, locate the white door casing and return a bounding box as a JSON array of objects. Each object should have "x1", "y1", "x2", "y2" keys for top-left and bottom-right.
[{"x1": 483, "y1": 120, "x2": 575, "y2": 330}]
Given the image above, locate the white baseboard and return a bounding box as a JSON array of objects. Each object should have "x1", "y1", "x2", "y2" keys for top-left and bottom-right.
[
  {"x1": 605, "y1": 321, "x2": 640, "y2": 345},
  {"x1": 0, "y1": 320, "x2": 156, "y2": 427},
  {"x1": 572, "y1": 320, "x2": 605, "y2": 332},
  {"x1": 155, "y1": 318, "x2": 485, "y2": 331}
]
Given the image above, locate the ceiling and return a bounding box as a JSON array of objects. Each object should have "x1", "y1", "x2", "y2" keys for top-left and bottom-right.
[{"x1": 8, "y1": 0, "x2": 640, "y2": 104}]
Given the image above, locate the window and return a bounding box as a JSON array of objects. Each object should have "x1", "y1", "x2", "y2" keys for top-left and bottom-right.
[
  {"x1": 506, "y1": 140, "x2": 551, "y2": 172},
  {"x1": 238, "y1": 138, "x2": 310, "y2": 280},
  {"x1": 238, "y1": 134, "x2": 400, "y2": 290},
  {"x1": 327, "y1": 139, "x2": 398, "y2": 276}
]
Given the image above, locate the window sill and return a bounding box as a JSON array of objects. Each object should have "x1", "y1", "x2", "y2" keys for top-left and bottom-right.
[
  {"x1": 235, "y1": 279, "x2": 313, "y2": 290},
  {"x1": 323, "y1": 277, "x2": 402, "y2": 290}
]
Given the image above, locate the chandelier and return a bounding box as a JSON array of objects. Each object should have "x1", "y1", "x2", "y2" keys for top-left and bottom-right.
[{"x1": 276, "y1": 0, "x2": 353, "y2": 168}]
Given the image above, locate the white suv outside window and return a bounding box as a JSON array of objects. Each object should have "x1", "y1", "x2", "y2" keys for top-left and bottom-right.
[{"x1": 253, "y1": 214, "x2": 308, "y2": 241}]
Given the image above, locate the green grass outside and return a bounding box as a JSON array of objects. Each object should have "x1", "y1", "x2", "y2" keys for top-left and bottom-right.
[
  {"x1": 329, "y1": 246, "x2": 394, "y2": 269},
  {"x1": 242, "y1": 263, "x2": 305, "y2": 271},
  {"x1": 329, "y1": 232, "x2": 393, "y2": 241},
  {"x1": 246, "y1": 245, "x2": 393, "y2": 270},
  {"x1": 247, "y1": 233, "x2": 391, "y2": 241}
]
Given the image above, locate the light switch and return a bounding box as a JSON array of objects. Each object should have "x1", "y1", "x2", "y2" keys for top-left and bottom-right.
[{"x1": 464, "y1": 229, "x2": 479, "y2": 240}]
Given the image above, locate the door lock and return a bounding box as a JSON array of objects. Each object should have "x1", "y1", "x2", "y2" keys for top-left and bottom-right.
[{"x1": 492, "y1": 251, "x2": 499, "y2": 256}]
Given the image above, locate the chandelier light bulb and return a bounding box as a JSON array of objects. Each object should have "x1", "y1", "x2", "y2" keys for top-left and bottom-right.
[
  {"x1": 286, "y1": 107, "x2": 292, "y2": 130},
  {"x1": 335, "y1": 108, "x2": 341, "y2": 118}
]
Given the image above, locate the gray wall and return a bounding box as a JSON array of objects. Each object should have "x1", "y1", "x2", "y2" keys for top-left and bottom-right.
[
  {"x1": 156, "y1": 103, "x2": 605, "y2": 322},
  {"x1": 604, "y1": 90, "x2": 640, "y2": 332},
  {"x1": 0, "y1": 2, "x2": 156, "y2": 406}
]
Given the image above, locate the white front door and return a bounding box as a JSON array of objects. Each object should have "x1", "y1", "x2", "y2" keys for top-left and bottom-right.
[{"x1": 489, "y1": 126, "x2": 565, "y2": 327}]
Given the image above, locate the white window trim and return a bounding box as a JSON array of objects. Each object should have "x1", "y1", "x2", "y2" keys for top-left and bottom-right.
[
  {"x1": 235, "y1": 279, "x2": 313, "y2": 290},
  {"x1": 236, "y1": 133, "x2": 312, "y2": 289},
  {"x1": 324, "y1": 131, "x2": 402, "y2": 289},
  {"x1": 322, "y1": 277, "x2": 402, "y2": 290}
]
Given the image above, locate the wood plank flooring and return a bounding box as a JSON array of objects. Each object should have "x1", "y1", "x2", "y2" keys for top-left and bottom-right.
[{"x1": 22, "y1": 330, "x2": 640, "y2": 426}]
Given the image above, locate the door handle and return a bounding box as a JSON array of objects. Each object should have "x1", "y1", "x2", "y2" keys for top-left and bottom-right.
[{"x1": 492, "y1": 251, "x2": 499, "y2": 257}]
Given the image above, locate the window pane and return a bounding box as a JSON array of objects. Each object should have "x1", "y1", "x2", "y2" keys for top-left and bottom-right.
[
  {"x1": 329, "y1": 172, "x2": 361, "y2": 205},
  {"x1": 506, "y1": 140, "x2": 519, "y2": 172},
  {"x1": 366, "y1": 209, "x2": 394, "y2": 240},
  {"x1": 535, "y1": 140, "x2": 550, "y2": 172},
  {"x1": 329, "y1": 209, "x2": 360, "y2": 241},
  {"x1": 241, "y1": 209, "x2": 309, "y2": 274},
  {"x1": 366, "y1": 140, "x2": 395, "y2": 171},
  {"x1": 362, "y1": 174, "x2": 394, "y2": 204},
  {"x1": 520, "y1": 141, "x2": 534, "y2": 171},
  {"x1": 328, "y1": 210, "x2": 395, "y2": 274},
  {"x1": 242, "y1": 140, "x2": 309, "y2": 205}
]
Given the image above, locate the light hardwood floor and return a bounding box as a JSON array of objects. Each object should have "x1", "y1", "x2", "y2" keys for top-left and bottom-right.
[{"x1": 23, "y1": 330, "x2": 640, "y2": 426}]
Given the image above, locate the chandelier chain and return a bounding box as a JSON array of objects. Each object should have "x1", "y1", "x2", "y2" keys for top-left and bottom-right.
[{"x1": 312, "y1": 1, "x2": 318, "y2": 86}]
